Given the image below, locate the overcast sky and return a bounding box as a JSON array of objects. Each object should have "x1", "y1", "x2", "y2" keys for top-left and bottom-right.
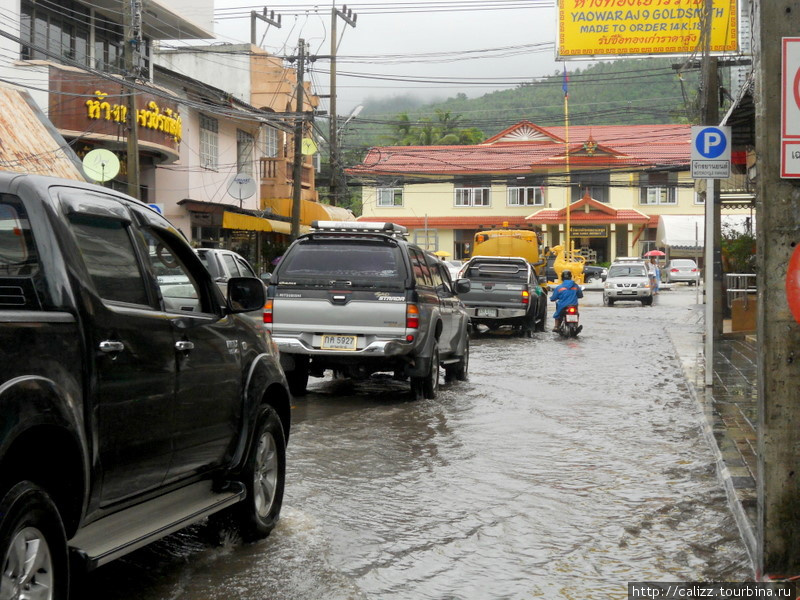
[{"x1": 207, "y1": 1, "x2": 562, "y2": 115}]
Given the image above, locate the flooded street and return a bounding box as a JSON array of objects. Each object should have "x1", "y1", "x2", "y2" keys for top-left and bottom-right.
[{"x1": 86, "y1": 287, "x2": 751, "y2": 600}]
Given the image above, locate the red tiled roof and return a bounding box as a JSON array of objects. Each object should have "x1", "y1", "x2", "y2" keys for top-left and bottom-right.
[
  {"x1": 357, "y1": 215, "x2": 534, "y2": 230},
  {"x1": 347, "y1": 122, "x2": 690, "y2": 177},
  {"x1": 526, "y1": 194, "x2": 650, "y2": 224}
]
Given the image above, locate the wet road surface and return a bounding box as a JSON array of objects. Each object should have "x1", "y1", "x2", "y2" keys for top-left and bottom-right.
[{"x1": 85, "y1": 287, "x2": 751, "y2": 599}]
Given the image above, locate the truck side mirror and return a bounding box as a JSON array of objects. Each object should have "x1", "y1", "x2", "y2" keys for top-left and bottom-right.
[
  {"x1": 454, "y1": 278, "x2": 471, "y2": 295},
  {"x1": 227, "y1": 277, "x2": 266, "y2": 313}
]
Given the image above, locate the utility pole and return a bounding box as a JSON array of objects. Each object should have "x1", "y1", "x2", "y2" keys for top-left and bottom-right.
[
  {"x1": 123, "y1": 0, "x2": 141, "y2": 198},
  {"x1": 753, "y1": 0, "x2": 800, "y2": 577},
  {"x1": 250, "y1": 8, "x2": 281, "y2": 47},
  {"x1": 290, "y1": 39, "x2": 306, "y2": 240},
  {"x1": 329, "y1": 5, "x2": 357, "y2": 206}
]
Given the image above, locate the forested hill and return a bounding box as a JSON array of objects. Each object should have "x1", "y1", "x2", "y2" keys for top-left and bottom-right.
[{"x1": 344, "y1": 58, "x2": 702, "y2": 150}]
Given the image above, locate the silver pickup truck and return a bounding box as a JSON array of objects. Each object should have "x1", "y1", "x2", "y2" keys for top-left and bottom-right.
[
  {"x1": 264, "y1": 221, "x2": 471, "y2": 399},
  {"x1": 459, "y1": 256, "x2": 548, "y2": 336}
]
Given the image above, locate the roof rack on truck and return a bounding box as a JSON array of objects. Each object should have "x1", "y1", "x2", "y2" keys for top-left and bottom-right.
[{"x1": 310, "y1": 221, "x2": 408, "y2": 238}]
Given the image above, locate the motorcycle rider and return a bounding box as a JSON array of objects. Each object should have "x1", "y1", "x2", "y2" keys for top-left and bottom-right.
[{"x1": 550, "y1": 269, "x2": 583, "y2": 332}]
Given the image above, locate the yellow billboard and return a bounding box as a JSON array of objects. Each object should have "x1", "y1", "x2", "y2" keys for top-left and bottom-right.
[{"x1": 558, "y1": 0, "x2": 738, "y2": 58}]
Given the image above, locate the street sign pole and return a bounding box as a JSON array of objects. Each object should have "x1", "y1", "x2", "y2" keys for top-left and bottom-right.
[{"x1": 704, "y1": 177, "x2": 715, "y2": 387}]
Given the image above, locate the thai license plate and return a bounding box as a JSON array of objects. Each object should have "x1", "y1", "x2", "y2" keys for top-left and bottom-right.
[
  {"x1": 566, "y1": 314, "x2": 579, "y2": 323},
  {"x1": 621, "y1": 290, "x2": 635, "y2": 295},
  {"x1": 477, "y1": 307, "x2": 497, "y2": 317},
  {"x1": 321, "y1": 334, "x2": 357, "y2": 351}
]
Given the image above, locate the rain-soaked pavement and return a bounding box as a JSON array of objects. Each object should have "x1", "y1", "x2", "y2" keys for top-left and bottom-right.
[{"x1": 84, "y1": 287, "x2": 752, "y2": 600}]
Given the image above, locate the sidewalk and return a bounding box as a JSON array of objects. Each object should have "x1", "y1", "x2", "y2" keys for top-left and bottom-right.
[{"x1": 667, "y1": 304, "x2": 758, "y2": 569}]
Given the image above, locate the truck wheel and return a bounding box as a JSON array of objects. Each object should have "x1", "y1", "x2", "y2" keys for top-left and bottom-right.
[
  {"x1": 446, "y1": 339, "x2": 469, "y2": 382},
  {"x1": 234, "y1": 406, "x2": 286, "y2": 542},
  {"x1": 411, "y1": 344, "x2": 439, "y2": 400},
  {"x1": 0, "y1": 482, "x2": 68, "y2": 600},
  {"x1": 535, "y1": 302, "x2": 547, "y2": 333},
  {"x1": 286, "y1": 357, "x2": 309, "y2": 396}
]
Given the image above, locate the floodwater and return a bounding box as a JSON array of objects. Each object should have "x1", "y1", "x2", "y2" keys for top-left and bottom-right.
[{"x1": 85, "y1": 287, "x2": 751, "y2": 600}]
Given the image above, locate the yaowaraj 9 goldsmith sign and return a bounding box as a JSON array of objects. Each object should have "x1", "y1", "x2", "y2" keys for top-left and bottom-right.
[{"x1": 557, "y1": 0, "x2": 738, "y2": 58}]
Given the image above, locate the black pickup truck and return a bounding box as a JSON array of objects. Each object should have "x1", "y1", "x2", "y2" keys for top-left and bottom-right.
[
  {"x1": 459, "y1": 256, "x2": 548, "y2": 336},
  {"x1": 0, "y1": 172, "x2": 291, "y2": 597}
]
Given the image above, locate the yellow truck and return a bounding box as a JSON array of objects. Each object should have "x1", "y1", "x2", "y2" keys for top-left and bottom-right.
[
  {"x1": 471, "y1": 230, "x2": 586, "y2": 285},
  {"x1": 472, "y1": 229, "x2": 541, "y2": 264}
]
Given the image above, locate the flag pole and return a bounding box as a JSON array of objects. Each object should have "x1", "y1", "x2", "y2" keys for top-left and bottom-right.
[{"x1": 563, "y1": 64, "x2": 571, "y2": 266}]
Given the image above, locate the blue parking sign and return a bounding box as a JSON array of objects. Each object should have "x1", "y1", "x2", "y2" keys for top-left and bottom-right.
[{"x1": 691, "y1": 126, "x2": 731, "y2": 179}]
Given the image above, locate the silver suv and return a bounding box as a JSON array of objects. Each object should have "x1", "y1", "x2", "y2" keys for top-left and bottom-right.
[
  {"x1": 265, "y1": 222, "x2": 471, "y2": 399},
  {"x1": 603, "y1": 260, "x2": 653, "y2": 306}
]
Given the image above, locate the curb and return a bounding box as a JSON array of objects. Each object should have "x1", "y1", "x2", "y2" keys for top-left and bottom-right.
[{"x1": 667, "y1": 327, "x2": 758, "y2": 575}]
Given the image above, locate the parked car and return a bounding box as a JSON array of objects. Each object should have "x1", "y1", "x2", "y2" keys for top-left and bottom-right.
[
  {"x1": 663, "y1": 258, "x2": 700, "y2": 285},
  {"x1": 196, "y1": 248, "x2": 267, "y2": 322},
  {"x1": 583, "y1": 264, "x2": 608, "y2": 282},
  {"x1": 0, "y1": 172, "x2": 291, "y2": 597},
  {"x1": 458, "y1": 255, "x2": 547, "y2": 336},
  {"x1": 444, "y1": 259, "x2": 464, "y2": 281},
  {"x1": 603, "y1": 260, "x2": 653, "y2": 306},
  {"x1": 265, "y1": 221, "x2": 471, "y2": 399}
]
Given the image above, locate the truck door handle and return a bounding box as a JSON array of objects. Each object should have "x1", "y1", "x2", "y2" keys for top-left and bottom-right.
[
  {"x1": 175, "y1": 341, "x2": 194, "y2": 352},
  {"x1": 99, "y1": 340, "x2": 125, "y2": 353}
]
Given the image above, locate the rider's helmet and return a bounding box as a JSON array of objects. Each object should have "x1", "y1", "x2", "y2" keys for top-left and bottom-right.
[{"x1": 561, "y1": 269, "x2": 573, "y2": 280}]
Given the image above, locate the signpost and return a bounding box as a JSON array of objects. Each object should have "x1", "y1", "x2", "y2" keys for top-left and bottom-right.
[{"x1": 691, "y1": 125, "x2": 730, "y2": 386}]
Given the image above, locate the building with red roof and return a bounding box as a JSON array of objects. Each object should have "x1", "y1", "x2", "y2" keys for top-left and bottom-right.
[{"x1": 348, "y1": 120, "x2": 704, "y2": 262}]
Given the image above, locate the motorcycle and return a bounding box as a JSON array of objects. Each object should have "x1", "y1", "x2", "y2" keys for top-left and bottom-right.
[{"x1": 556, "y1": 305, "x2": 582, "y2": 338}]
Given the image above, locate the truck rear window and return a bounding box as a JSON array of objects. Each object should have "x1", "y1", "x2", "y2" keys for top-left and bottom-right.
[
  {"x1": 0, "y1": 196, "x2": 38, "y2": 277},
  {"x1": 278, "y1": 241, "x2": 405, "y2": 287}
]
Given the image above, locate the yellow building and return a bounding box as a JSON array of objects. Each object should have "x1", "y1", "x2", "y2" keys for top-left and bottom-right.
[{"x1": 351, "y1": 120, "x2": 750, "y2": 262}]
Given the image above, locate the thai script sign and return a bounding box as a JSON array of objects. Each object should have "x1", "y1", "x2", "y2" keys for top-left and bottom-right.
[
  {"x1": 557, "y1": 0, "x2": 738, "y2": 58},
  {"x1": 570, "y1": 225, "x2": 608, "y2": 238},
  {"x1": 85, "y1": 91, "x2": 182, "y2": 143}
]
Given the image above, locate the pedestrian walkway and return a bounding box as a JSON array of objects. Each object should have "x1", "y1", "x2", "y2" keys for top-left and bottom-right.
[{"x1": 667, "y1": 304, "x2": 758, "y2": 570}]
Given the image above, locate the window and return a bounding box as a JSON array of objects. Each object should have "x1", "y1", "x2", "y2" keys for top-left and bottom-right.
[
  {"x1": 640, "y1": 172, "x2": 678, "y2": 205},
  {"x1": 570, "y1": 171, "x2": 609, "y2": 203},
  {"x1": 262, "y1": 126, "x2": 279, "y2": 158},
  {"x1": 200, "y1": 114, "x2": 219, "y2": 170},
  {"x1": 141, "y1": 229, "x2": 204, "y2": 313},
  {"x1": 0, "y1": 196, "x2": 38, "y2": 277},
  {"x1": 237, "y1": 130, "x2": 255, "y2": 175},
  {"x1": 68, "y1": 213, "x2": 148, "y2": 306},
  {"x1": 454, "y1": 186, "x2": 490, "y2": 207},
  {"x1": 21, "y1": 0, "x2": 93, "y2": 67},
  {"x1": 377, "y1": 187, "x2": 403, "y2": 207},
  {"x1": 507, "y1": 186, "x2": 544, "y2": 207},
  {"x1": 694, "y1": 192, "x2": 705, "y2": 205},
  {"x1": 408, "y1": 247, "x2": 432, "y2": 287}
]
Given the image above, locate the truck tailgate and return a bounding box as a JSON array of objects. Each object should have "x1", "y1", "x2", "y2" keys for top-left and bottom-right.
[{"x1": 272, "y1": 294, "x2": 406, "y2": 336}]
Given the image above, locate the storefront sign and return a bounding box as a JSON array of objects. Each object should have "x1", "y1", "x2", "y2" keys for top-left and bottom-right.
[
  {"x1": 85, "y1": 91, "x2": 182, "y2": 143},
  {"x1": 557, "y1": 0, "x2": 738, "y2": 58},
  {"x1": 570, "y1": 225, "x2": 608, "y2": 238}
]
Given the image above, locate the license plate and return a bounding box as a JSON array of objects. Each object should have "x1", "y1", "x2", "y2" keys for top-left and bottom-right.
[
  {"x1": 566, "y1": 314, "x2": 578, "y2": 322},
  {"x1": 476, "y1": 307, "x2": 497, "y2": 317},
  {"x1": 621, "y1": 290, "x2": 636, "y2": 295},
  {"x1": 321, "y1": 334, "x2": 358, "y2": 351}
]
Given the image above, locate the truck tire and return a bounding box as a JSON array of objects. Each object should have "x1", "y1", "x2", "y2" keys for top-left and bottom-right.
[
  {"x1": 286, "y1": 357, "x2": 309, "y2": 396},
  {"x1": 411, "y1": 343, "x2": 439, "y2": 400},
  {"x1": 0, "y1": 482, "x2": 69, "y2": 600},
  {"x1": 445, "y1": 339, "x2": 469, "y2": 382},
  {"x1": 535, "y1": 300, "x2": 547, "y2": 333},
  {"x1": 233, "y1": 406, "x2": 286, "y2": 542}
]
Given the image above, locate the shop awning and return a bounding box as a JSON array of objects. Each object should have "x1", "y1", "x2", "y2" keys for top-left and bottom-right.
[
  {"x1": 656, "y1": 214, "x2": 756, "y2": 250},
  {"x1": 222, "y1": 211, "x2": 307, "y2": 234}
]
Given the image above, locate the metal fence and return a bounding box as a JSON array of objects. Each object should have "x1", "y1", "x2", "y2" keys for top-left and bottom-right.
[{"x1": 726, "y1": 273, "x2": 757, "y2": 308}]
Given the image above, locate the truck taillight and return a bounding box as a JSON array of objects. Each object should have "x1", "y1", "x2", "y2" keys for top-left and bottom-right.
[
  {"x1": 521, "y1": 290, "x2": 530, "y2": 305},
  {"x1": 406, "y1": 304, "x2": 420, "y2": 329},
  {"x1": 263, "y1": 299, "x2": 273, "y2": 324}
]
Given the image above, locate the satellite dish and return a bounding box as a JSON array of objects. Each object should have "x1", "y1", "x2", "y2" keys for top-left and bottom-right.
[
  {"x1": 301, "y1": 138, "x2": 318, "y2": 156},
  {"x1": 227, "y1": 173, "x2": 257, "y2": 206},
  {"x1": 82, "y1": 149, "x2": 120, "y2": 183}
]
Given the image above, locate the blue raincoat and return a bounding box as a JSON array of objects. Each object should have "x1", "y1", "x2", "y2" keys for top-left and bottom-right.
[{"x1": 550, "y1": 280, "x2": 583, "y2": 319}]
